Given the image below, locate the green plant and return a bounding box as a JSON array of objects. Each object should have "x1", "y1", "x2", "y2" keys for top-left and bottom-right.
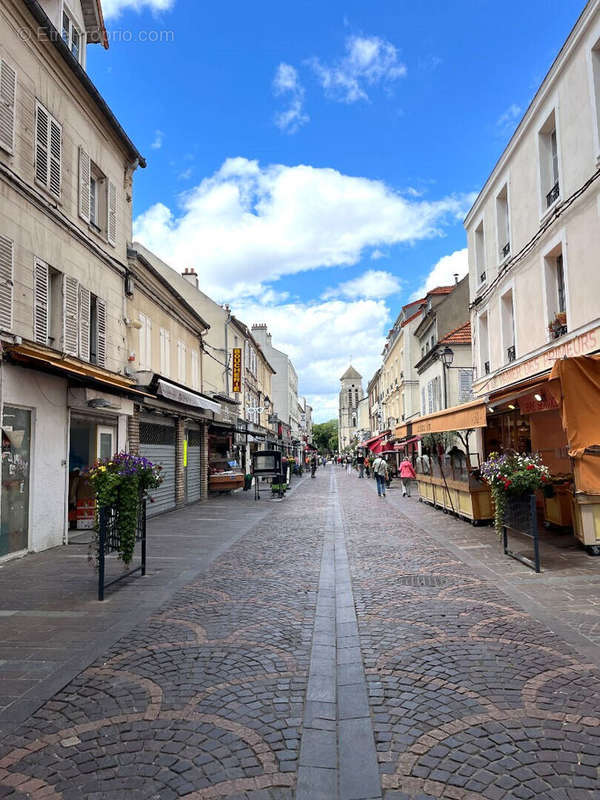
[
  {"x1": 480, "y1": 452, "x2": 550, "y2": 535},
  {"x1": 85, "y1": 452, "x2": 163, "y2": 566}
]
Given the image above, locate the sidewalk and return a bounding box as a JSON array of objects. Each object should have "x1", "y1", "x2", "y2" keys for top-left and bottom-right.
[{"x1": 0, "y1": 482, "x2": 303, "y2": 738}]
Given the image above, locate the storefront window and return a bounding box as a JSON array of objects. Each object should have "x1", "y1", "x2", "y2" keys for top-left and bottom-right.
[{"x1": 1, "y1": 407, "x2": 31, "y2": 557}]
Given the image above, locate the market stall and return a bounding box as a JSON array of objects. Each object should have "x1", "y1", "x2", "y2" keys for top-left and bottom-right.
[
  {"x1": 413, "y1": 400, "x2": 493, "y2": 525},
  {"x1": 208, "y1": 427, "x2": 244, "y2": 493}
]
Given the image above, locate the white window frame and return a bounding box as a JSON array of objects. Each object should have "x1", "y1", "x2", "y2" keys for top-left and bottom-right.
[
  {"x1": 62, "y1": 3, "x2": 84, "y2": 65},
  {"x1": 191, "y1": 349, "x2": 199, "y2": 390},
  {"x1": 536, "y1": 102, "x2": 562, "y2": 220},
  {"x1": 540, "y1": 228, "x2": 570, "y2": 342},
  {"x1": 159, "y1": 327, "x2": 170, "y2": 376},
  {"x1": 476, "y1": 308, "x2": 491, "y2": 378},
  {"x1": 498, "y1": 280, "x2": 517, "y2": 365},
  {"x1": 177, "y1": 340, "x2": 186, "y2": 384},
  {"x1": 138, "y1": 313, "x2": 151, "y2": 370},
  {"x1": 495, "y1": 180, "x2": 512, "y2": 266},
  {"x1": 474, "y1": 217, "x2": 486, "y2": 286}
]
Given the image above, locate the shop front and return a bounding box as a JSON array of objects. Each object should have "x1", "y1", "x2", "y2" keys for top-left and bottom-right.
[{"x1": 208, "y1": 424, "x2": 244, "y2": 493}]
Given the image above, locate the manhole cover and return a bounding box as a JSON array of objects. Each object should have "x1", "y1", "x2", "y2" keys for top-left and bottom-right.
[{"x1": 396, "y1": 574, "x2": 451, "y2": 587}]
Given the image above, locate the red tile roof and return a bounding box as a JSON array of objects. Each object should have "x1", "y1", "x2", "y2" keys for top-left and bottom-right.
[
  {"x1": 427, "y1": 286, "x2": 455, "y2": 296},
  {"x1": 439, "y1": 321, "x2": 471, "y2": 345}
]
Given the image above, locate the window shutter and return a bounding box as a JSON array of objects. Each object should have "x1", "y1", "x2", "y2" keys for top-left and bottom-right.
[
  {"x1": 35, "y1": 104, "x2": 49, "y2": 186},
  {"x1": 458, "y1": 368, "x2": 473, "y2": 404},
  {"x1": 164, "y1": 330, "x2": 170, "y2": 376},
  {"x1": 0, "y1": 59, "x2": 17, "y2": 153},
  {"x1": 63, "y1": 274, "x2": 79, "y2": 355},
  {"x1": 48, "y1": 117, "x2": 61, "y2": 197},
  {"x1": 0, "y1": 234, "x2": 14, "y2": 331},
  {"x1": 107, "y1": 179, "x2": 117, "y2": 245},
  {"x1": 78, "y1": 285, "x2": 90, "y2": 361},
  {"x1": 78, "y1": 147, "x2": 90, "y2": 222},
  {"x1": 96, "y1": 298, "x2": 106, "y2": 367},
  {"x1": 138, "y1": 315, "x2": 146, "y2": 368},
  {"x1": 145, "y1": 317, "x2": 152, "y2": 369},
  {"x1": 33, "y1": 258, "x2": 49, "y2": 345}
]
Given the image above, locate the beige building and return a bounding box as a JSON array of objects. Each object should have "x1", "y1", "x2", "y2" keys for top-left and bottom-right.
[
  {"x1": 338, "y1": 365, "x2": 363, "y2": 450},
  {"x1": 380, "y1": 299, "x2": 424, "y2": 431},
  {"x1": 0, "y1": 0, "x2": 146, "y2": 557}
]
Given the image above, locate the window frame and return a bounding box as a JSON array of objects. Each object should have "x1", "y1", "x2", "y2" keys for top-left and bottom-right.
[
  {"x1": 540, "y1": 229, "x2": 570, "y2": 342},
  {"x1": 537, "y1": 104, "x2": 562, "y2": 220},
  {"x1": 62, "y1": 4, "x2": 84, "y2": 64},
  {"x1": 495, "y1": 181, "x2": 511, "y2": 266},
  {"x1": 498, "y1": 281, "x2": 517, "y2": 365}
]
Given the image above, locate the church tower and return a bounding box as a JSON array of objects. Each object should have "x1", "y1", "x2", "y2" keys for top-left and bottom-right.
[{"x1": 338, "y1": 365, "x2": 363, "y2": 450}]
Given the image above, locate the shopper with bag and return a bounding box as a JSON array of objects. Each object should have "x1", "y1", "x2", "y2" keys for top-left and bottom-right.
[
  {"x1": 399, "y1": 457, "x2": 417, "y2": 497},
  {"x1": 372, "y1": 454, "x2": 388, "y2": 498}
]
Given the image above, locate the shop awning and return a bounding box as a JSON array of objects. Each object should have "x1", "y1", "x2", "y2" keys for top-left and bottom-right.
[
  {"x1": 157, "y1": 379, "x2": 221, "y2": 412},
  {"x1": 361, "y1": 431, "x2": 390, "y2": 450},
  {"x1": 412, "y1": 399, "x2": 487, "y2": 435},
  {"x1": 6, "y1": 341, "x2": 151, "y2": 398}
]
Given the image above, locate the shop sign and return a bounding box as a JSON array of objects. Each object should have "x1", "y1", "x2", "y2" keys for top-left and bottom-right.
[
  {"x1": 413, "y1": 401, "x2": 487, "y2": 434},
  {"x1": 232, "y1": 348, "x2": 242, "y2": 393},
  {"x1": 481, "y1": 326, "x2": 600, "y2": 394},
  {"x1": 519, "y1": 392, "x2": 560, "y2": 414}
]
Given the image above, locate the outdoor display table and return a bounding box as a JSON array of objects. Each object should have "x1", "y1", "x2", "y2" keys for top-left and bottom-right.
[
  {"x1": 209, "y1": 470, "x2": 244, "y2": 493},
  {"x1": 542, "y1": 481, "x2": 573, "y2": 529},
  {"x1": 570, "y1": 491, "x2": 600, "y2": 555},
  {"x1": 416, "y1": 454, "x2": 493, "y2": 525}
]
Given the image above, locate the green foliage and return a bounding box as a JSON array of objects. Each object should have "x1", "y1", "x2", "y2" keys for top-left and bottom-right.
[
  {"x1": 480, "y1": 452, "x2": 550, "y2": 535},
  {"x1": 312, "y1": 419, "x2": 338, "y2": 453}
]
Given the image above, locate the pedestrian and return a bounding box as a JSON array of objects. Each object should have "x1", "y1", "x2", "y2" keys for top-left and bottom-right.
[
  {"x1": 372, "y1": 454, "x2": 388, "y2": 497},
  {"x1": 399, "y1": 457, "x2": 417, "y2": 497},
  {"x1": 356, "y1": 452, "x2": 365, "y2": 478},
  {"x1": 364, "y1": 455, "x2": 371, "y2": 478},
  {"x1": 346, "y1": 456, "x2": 352, "y2": 475}
]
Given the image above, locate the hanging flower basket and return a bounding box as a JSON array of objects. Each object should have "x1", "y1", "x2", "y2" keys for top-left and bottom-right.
[
  {"x1": 480, "y1": 452, "x2": 550, "y2": 535},
  {"x1": 84, "y1": 452, "x2": 163, "y2": 567}
]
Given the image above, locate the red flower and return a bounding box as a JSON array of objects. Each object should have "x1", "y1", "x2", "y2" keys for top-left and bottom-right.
[
  {"x1": 526, "y1": 464, "x2": 535, "y2": 471},
  {"x1": 504, "y1": 479, "x2": 511, "y2": 488},
  {"x1": 541, "y1": 475, "x2": 548, "y2": 482}
]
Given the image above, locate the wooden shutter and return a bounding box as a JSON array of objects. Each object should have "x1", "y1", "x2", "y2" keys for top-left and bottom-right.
[
  {"x1": 78, "y1": 147, "x2": 90, "y2": 222},
  {"x1": 96, "y1": 298, "x2": 106, "y2": 367},
  {"x1": 107, "y1": 179, "x2": 117, "y2": 245},
  {"x1": 138, "y1": 315, "x2": 146, "y2": 368},
  {"x1": 78, "y1": 285, "x2": 90, "y2": 361},
  {"x1": 458, "y1": 368, "x2": 473, "y2": 404},
  {"x1": 0, "y1": 59, "x2": 17, "y2": 153},
  {"x1": 63, "y1": 274, "x2": 79, "y2": 355},
  {"x1": 33, "y1": 258, "x2": 49, "y2": 345},
  {"x1": 0, "y1": 234, "x2": 14, "y2": 331},
  {"x1": 35, "y1": 104, "x2": 49, "y2": 186},
  {"x1": 48, "y1": 117, "x2": 61, "y2": 197},
  {"x1": 191, "y1": 350, "x2": 199, "y2": 389}
]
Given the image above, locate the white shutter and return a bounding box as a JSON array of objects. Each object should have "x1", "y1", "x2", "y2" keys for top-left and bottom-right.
[
  {"x1": 78, "y1": 285, "x2": 90, "y2": 361},
  {"x1": 107, "y1": 179, "x2": 117, "y2": 245},
  {"x1": 458, "y1": 368, "x2": 473, "y2": 404},
  {"x1": 164, "y1": 330, "x2": 170, "y2": 376},
  {"x1": 48, "y1": 117, "x2": 61, "y2": 197},
  {"x1": 178, "y1": 340, "x2": 186, "y2": 383},
  {"x1": 427, "y1": 381, "x2": 433, "y2": 414},
  {"x1": 160, "y1": 328, "x2": 171, "y2": 375},
  {"x1": 0, "y1": 234, "x2": 14, "y2": 331},
  {"x1": 96, "y1": 298, "x2": 106, "y2": 367},
  {"x1": 33, "y1": 258, "x2": 49, "y2": 345},
  {"x1": 138, "y1": 314, "x2": 146, "y2": 368},
  {"x1": 63, "y1": 274, "x2": 79, "y2": 355},
  {"x1": 0, "y1": 59, "x2": 17, "y2": 153},
  {"x1": 145, "y1": 317, "x2": 152, "y2": 369},
  {"x1": 35, "y1": 103, "x2": 49, "y2": 186},
  {"x1": 78, "y1": 147, "x2": 90, "y2": 222},
  {"x1": 191, "y1": 350, "x2": 199, "y2": 389}
]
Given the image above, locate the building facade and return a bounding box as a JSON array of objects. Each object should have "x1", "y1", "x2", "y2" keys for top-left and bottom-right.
[{"x1": 338, "y1": 365, "x2": 363, "y2": 450}]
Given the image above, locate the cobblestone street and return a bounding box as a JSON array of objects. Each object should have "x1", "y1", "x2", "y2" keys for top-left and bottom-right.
[{"x1": 1, "y1": 468, "x2": 600, "y2": 799}]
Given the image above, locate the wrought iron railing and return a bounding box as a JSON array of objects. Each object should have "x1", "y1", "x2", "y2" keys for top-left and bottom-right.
[
  {"x1": 507, "y1": 346, "x2": 516, "y2": 362},
  {"x1": 479, "y1": 271, "x2": 486, "y2": 285},
  {"x1": 550, "y1": 324, "x2": 567, "y2": 339},
  {"x1": 98, "y1": 500, "x2": 147, "y2": 601},
  {"x1": 502, "y1": 241, "x2": 510, "y2": 258},
  {"x1": 546, "y1": 181, "x2": 560, "y2": 208},
  {"x1": 503, "y1": 494, "x2": 540, "y2": 572},
  {"x1": 484, "y1": 361, "x2": 490, "y2": 374}
]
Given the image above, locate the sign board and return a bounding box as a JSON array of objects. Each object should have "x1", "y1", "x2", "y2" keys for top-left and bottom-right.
[
  {"x1": 252, "y1": 450, "x2": 282, "y2": 475},
  {"x1": 232, "y1": 348, "x2": 242, "y2": 393},
  {"x1": 519, "y1": 391, "x2": 560, "y2": 414}
]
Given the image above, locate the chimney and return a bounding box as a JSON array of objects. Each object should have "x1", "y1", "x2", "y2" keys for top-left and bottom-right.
[
  {"x1": 453, "y1": 273, "x2": 459, "y2": 285},
  {"x1": 182, "y1": 267, "x2": 198, "y2": 289}
]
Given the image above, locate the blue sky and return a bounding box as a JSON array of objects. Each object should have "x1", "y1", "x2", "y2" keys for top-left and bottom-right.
[{"x1": 91, "y1": 0, "x2": 584, "y2": 420}]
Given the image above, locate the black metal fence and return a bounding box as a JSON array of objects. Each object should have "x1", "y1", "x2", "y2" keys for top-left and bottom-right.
[
  {"x1": 503, "y1": 493, "x2": 540, "y2": 572},
  {"x1": 98, "y1": 500, "x2": 147, "y2": 600}
]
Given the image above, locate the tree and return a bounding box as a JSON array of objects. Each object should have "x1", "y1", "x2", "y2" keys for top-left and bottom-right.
[{"x1": 313, "y1": 420, "x2": 338, "y2": 453}]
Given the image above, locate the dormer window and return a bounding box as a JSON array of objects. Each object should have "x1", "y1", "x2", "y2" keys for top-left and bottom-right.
[{"x1": 62, "y1": 8, "x2": 82, "y2": 63}]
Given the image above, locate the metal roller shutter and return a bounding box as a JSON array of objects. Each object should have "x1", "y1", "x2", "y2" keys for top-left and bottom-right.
[
  {"x1": 140, "y1": 420, "x2": 176, "y2": 517},
  {"x1": 186, "y1": 426, "x2": 202, "y2": 504}
]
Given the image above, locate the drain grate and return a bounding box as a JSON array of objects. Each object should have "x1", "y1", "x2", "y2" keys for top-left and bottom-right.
[{"x1": 396, "y1": 574, "x2": 452, "y2": 588}]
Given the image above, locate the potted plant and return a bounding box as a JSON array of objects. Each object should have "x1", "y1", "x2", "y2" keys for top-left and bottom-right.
[
  {"x1": 85, "y1": 452, "x2": 163, "y2": 567},
  {"x1": 480, "y1": 452, "x2": 550, "y2": 535}
]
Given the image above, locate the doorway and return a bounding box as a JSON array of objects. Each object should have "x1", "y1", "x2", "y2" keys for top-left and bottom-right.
[{"x1": 1, "y1": 407, "x2": 32, "y2": 558}]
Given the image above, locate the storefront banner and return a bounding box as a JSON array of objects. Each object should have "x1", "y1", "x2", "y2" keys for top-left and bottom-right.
[
  {"x1": 413, "y1": 400, "x2": 487, "y2": 434},
  {"x1": 157, "y1": 379, "x2": 221, "y2": 412},
  {"x1": 479, "y1": 326, "x2": 600, "y2": 394},
  {"x1": 232, "y1": 348, "x2": 242, "y2": 393},
  {"x1": 519, "y1": 391, "x2": 560, "y2": 414}
]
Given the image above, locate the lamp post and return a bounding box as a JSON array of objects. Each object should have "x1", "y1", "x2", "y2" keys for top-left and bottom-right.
[{"x1": 439, "y1": 346, "x2": 454, "y2": 409}]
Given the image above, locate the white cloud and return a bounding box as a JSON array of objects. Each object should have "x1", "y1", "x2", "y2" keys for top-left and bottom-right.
[
  {"x1": 322, "y1": 270, "x2": 402, "y2": 300},
  {"x1": 308, "y1": 34, "x2": 407, "y2": 103},
  {"x1": 151, "y1": 129, "x2": 164, "y2": 150},
  {"x1": 273, "y1": 63, "x2": 309, "y2": 133},
  {"x1": 178, "y1": 167, "x2": 193, "y2": 181},
  {"x1": 496, "y1": 103, "x2": 522, "y2": 136},
  {"x1": 133, "y1": 157, "x2": 473, "y2": 302},
  {"x1": 232, "y1": 296, "x2": 390, "y2": 422},
  {"x1": 102, "y1": 0, "x2": 175, "y2": 19},
  {"x1": 410, "y1": 248, "x2": 468, "y2": 300}
]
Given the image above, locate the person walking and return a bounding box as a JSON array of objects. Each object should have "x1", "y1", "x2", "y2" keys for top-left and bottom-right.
[
  {"x1": 346, "y1": 456, "x2": 352, "y2": 475},
  {"x1": 372, "y1": 454, "x2": 388, "y2": 498},
  {"x1": 399, "y1": 457, "x2": 417, "y2": 497},
  {"x1": 356, "y1": 452, "x2": 365, "y2": 478}
]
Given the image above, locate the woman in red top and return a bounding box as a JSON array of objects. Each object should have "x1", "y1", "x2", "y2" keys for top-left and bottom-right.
[{"x1": 399, "y1": 458, "x2": 417, "y2": 497}]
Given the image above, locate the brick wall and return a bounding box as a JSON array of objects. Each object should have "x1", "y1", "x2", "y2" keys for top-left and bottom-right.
[{"x1": 127, "y1": 405, "x2": 140, "y2": 455}]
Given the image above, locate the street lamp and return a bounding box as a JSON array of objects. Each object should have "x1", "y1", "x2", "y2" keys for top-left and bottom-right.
[{"x1": 440, "y1": 346, "x2": 454, "y2": 367}]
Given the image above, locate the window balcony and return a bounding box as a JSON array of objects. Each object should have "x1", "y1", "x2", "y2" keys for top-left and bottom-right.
[
  {"x1": 507, "y1": 345, "x2": 516, "y2": 362},
  {"x1": 502, "y1": 242, "x2": 510, "y2": 258},
  {"x1": 479, "y1": 271, "x2": 486, "y2": 285},
  {"x1": 546, "y1": 181, "x2": 560, "y2": 208},
  {"x1": 484, "y1": 361, "x2": 490, "y2": 374}
]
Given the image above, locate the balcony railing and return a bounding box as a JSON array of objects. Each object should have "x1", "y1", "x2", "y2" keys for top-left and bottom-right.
[
  {"x1": 550, "y1": 324, "x2": 568, "y2": 339},
  {"x1": 502, "y1": 242, "x2": 510, "y2": 258},
  {"x1": 479, "y1": 271, "x2": 486, "y2": 285},
  {"x1": 484, "y1": 361, "x2": 490, "y2": 374},
  {"x1": 546, "y1": 181, "x2": 560, "y2": 208},
  {"x1": 507, "y1": 345, "x2": 516, "y2": 362}
]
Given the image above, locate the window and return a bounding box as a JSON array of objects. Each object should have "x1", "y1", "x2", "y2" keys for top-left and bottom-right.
[
  {"x1": 539, "y1": 110, "x2": 560, "y2": 210},
  {"x1": 89, "y1": 294, "x2": 106, "y2": 366},
  {"x1": 0, "y1": 58, "x2": 17, "y2": 154},
  {"x1": 159, "y1": 328, "x2": 170, "y2": 376},
  {"x1": 543, "y1": 244, "x2": 568, "y2": 339},
  {"x1": 496, "y1": 185, "x2": 510, "y2": 261},
  {"x1": 35, "y1": 103, "x2": 61, "y2": 197},
  {"x1": 591, "y1": 39, "x2": 600, "y2": 156},
  {"x1": 78, "y1": 148, "x2": 116, "y2": 243},
  {"x1": 478, "y1": 311, "x2": 490, "y2": 375},
  {"x1": 0, "y1": 234, "x2": 14, "y2": 331},
  {"x1": 475, "y1": 221, "x2": 486, "y2": 283},
  {"x1": 191, "y1": 350, "x2": 199, "y2": 390},
  {"x1": 62, "y1": 8, "x2": 82, "y2": 63},
  {"x1": 458, "y1": 369, "x2": 473, "y2": 404},
  {"x1": 177, "y1": 340, "x2": 186, "y2": 384},
  {"x1": 138, "y1": 313, "x2": 151, "y2": 369},
  {"x1": 421, "y1": 387, "x2": 426, "y2": 415},
  {"x1": 501, "y1": 289, "x2": 516, "y2": 363}
]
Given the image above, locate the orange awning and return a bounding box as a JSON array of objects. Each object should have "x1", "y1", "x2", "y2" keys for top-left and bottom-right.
[{"x1": 412, "y1": 399, "x2": 487, "y2": 435}]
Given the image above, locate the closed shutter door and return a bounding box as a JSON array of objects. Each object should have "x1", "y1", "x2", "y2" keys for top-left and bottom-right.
[
  {"x1": 186, "y1": 425, "x2": 201, "y2": 504},
  {"x1": 140, "y1": 420, "x2": 176, "y2": 517}
]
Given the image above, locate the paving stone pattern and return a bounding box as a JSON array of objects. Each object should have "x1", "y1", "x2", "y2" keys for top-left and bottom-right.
[{"x1": 339, "y1": 471, "x2": 600, "y2": 799}]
